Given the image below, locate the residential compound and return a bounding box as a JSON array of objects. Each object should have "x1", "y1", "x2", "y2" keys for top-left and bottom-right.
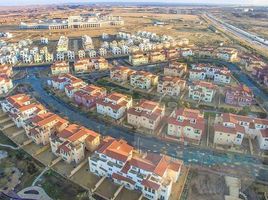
[
  {"x1": 0, "y1": 65, "x2": 13, "y2": 95},
  {"x1": 50, "y1": 124, "x2": 100, "y2": 164},
  {"x1": 96, "y1": 92, "x2": 132, "y2": 120},
  {"x1": 214, "y1": 113, "x2": 268, "y2": 150},
  {"x1": 157, "y1": 76, "x2": 186, "y2": 96},
  {"x1": 50, "y1": 61, "x2": 70, "y2": 75},
  {"x1": 188, "y1": 81, "x2": 217, "y2": 102},
  {"x1": 127, "y1": 100, "x2": 165, "y2": 131},
  {"x1": 110, "y1": 66, "x2": 136, "y2": 82},
  {"x1": 225, "y1": 85, "x2": 254, "y2": 107},
  {"x1": 215, "y1": 47, "x2": 238, "y2": 62},
  {"x1": 89, "y1": 137, "x2": 183, "y2": 200},
  {"x1": 167, "y1": 108, "x2": 205, "y2": 143},
  {"x1": 130, "y1": 71, "x2": 158, "y2": 90},
  {"x1": 189, "y1": 63, "x2": 231, "y2": 84},
  {"x1": 164, "y1": 61, "x2": 187, "y2": 77},
  {"x1": 20, "y1": 15, "x2": 124, "y2": 30}
]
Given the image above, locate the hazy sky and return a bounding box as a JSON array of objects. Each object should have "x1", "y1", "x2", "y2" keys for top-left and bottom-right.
[{"x1": 1, "y1": 0, "x2": 268, "y2": 6}]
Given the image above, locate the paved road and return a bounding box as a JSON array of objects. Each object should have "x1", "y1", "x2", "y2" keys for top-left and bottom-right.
[{"x1": 13, "y1": 66, "x2": 268, "y2": 183}]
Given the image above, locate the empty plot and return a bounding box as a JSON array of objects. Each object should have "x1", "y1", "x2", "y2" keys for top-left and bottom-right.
[
  {"x1": 95, "y1": 178, "x2": 119, "y2": 199},
  {"x1": 36, "y1": 148, "x2": 56, "y2": 166},
  {"x1": 52, "y1": 160, "x2": 76, "y2": 177},
  {"x1": 115, "y1": 187, "x2": 142, "y2": 200}
]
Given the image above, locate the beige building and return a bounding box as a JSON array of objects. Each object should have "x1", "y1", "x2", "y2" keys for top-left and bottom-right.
[
  {"x1": 164, "y1": 61, "x2": 187, "y2": 77},
  {"x1": 130, "y1": 71, "x2": 158, "y2": 90},
  {"x1": 129, "y1": 53, "x2": 149, "y2": 66},
  {"x1": 74, "y1": 59, "x2": 94, "y2": 73},
  {"x1": 110, "y1": 66, "x2": 136, "y2": 82},
  {"x1": 167, "y1": 108, "x2": 205, "y2": 143},
  {"x1": 127, "y1": 100, "x2": 165, "y2": 131},
  {"x1": 149, "y1": 51, "x2": 166, "y2": 63},
  {"x1": 50, "y1": 124, "x2": 100, "y2": 164},
  {"x1": 51, "y1": 61, "x2": 70, "y2": 75},
  {"x1": 157, "y1": 76, "x2": 186, "y2": 96}
]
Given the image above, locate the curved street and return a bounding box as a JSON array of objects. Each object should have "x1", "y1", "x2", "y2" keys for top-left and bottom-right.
[{"x1": 12, "y1": 64, "x2": 268, "y2": 183}]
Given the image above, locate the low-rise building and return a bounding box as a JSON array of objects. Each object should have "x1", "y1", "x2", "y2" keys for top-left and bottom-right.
[
  {"x1": 225, "y1": 85, "x2": 254, "y2": 107},
  {"x1": 149, "y1": 51, "x2": 166, "y2": 63},
  {"x1": 0, "y1": 76, "x2": 13, "y2": 95},
  {"x1": 1, "y1": 93, "x2": 31, "y2": 113},
  {"x1": 188, "y1": 81, "x2": 216, "y2": 102},
  {"x1": 92, "y1": 57, "x2": 109, "y2": 70},
  {"x1": 50, "y1": 124, "x2": 100, "y2": 164},
  {"x1": 215, "y1": 113, "x2": 268, "y2": 149},
  {"x1": 127, "y1": 100, "x2": 165, "y2": 131},
  {"x1": 89, "y1": 137, "x2": 182, "y2": 200},
  {"x1": 74, "y1": 59, "x2": 94, "y2": 73},
  {"x1": 129, "y1": 53, "x2": 149, "y2": 66},
  {"x1": 167, "y1": 108, "x2": 205, "y2": 143},
  {"x1": 110, "y1": 66, "x2": 136, "y2": 82},
  {"x1": 216, "y1": 47, "x2": 238, "y2": 62},
  {"x1": 164, "y1": 61, "x2": 187, "y2": 77},
  {"x1": 165, "y1": 48, "x2": 179, "y2": 59},
  {"x1": 96, "y1": 92, "x2": 132, "y2": 120},
  {"x1": 51, "y1": 61, "x2": 70, "y2": 75},
  {"x1": 157, "y1": 76, "x2": 186, "y2": 96},
  {"x1": 130, "y1": 71, "x2": 158, "y2": 90},
  {"x1": 25, "y1": 112, "x2": 68, "y2": 145},
  {"x1": 74, "y1": 85, "x2": 107, "y2": 108}
]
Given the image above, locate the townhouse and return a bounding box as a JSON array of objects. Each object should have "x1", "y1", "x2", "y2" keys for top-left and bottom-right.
[
  {"x1": 74, "y1": 59, "x2": 94, "y2": 73},
  {"x1": 157, "y1": 76, "x2": 186, "y2": 96},
  {"x1": 74, "y1": 85, "x2": 107, "y2": 109},
  {"x1": 64, "y1": 78, "x2": 87, "y2": 98},
  {"x1": 127, "y1": 100, "x2": 165, "y2": 131},
  {"x1": 214, "y1": 113, "x2": 268, "y2": 149},
  {"x1": 89, "y1": 137, "x2": 182, "y2": 200},
  {"x1": 188, "y1": 81, "x2": 216, "y2": 103},
  {"x1": 1, "y1": 93, "x2": 31, "y2": 113},
  {"x1": 167, "y1": 108, "x2": 205, "y2": 143},
  {"x1": 48, "y1": 74, "x2": 79, "y2": 90},
  {"x1": 50, "y1": 61, "x2": 70, "y2": 75},
  {"x1": 130, "y1": 71, "x2": 158, "y2": 90},
  {"x1": 96, "y1": 92, "x2": 132, "y2": 120},
  {"x1": 50, "y1": 124, "x2": 100, "y2": 164},
  {"x1": 164, "y1": 61, "x2": 187, "y2": 77},
  {"x1": 225, "y1": 85, "x2": 254, "y2": 107},
  {"x1": 129, "y1": 53, "x2": 149, "y2": 66},
  {"x1": 110, "y1": 66, "x2": 136, "y2": 82},
  {"x1": 165, "y1": 48, "x2": 179, "y2": 59},
  {"x1": 25, "y1": 112, "x2": 69, "y2": 145}
]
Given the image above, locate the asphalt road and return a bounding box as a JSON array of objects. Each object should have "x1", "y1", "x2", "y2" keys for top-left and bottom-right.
[{"x1": 13, "y1": 66, "x2": 268, "y2": 183}]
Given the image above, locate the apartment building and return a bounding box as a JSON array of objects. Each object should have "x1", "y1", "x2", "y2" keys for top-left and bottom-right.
[
  {"x1": 225, "y1": 85, "x2": 254, "y2": 107},
  {"x1": 89, "y1": 137, "x2": 182, "y2": 200},
  {"x1": 74, "y1": 59, "x2": 94, "y2": 73},
  {"x1": 130, "y1": 71, "x2": 158, "y2": 90},
  {"x1": 215, "y1": 113, "x2": 268, "y2": 149},
  {"x1": 50, "y1": 124, "x2": 100, "y2": 164},
  {"x1": 57, "y1": 36, "x2": 69, "y2": 52},
  {"x1": 48, "y1": 74, "x2": 78, "y2": 90},
  {"x1": 50, "y1": 61, "x2": 70, "y2": 75},
  {"x1": 165, "y1": 48, "x2": 179, "y2": 59},
  {"x1": 167, "y1": 108, "x2": 205, "y2": 143},
  {"x1": 164, "y1": 61, "x2": 187, "y2": 77},
  {"x1": 74, "y1": 85, "x2": 107, "y2": 109},
  {"x1": 96, "y1": 92, "x2": 132, "y2": 120},
  {"x1": 110, "y1": 66, "x2": 136, "y2": 82},
  {"x1": 127, "y1": 100, "x2": 165, "y2": 131},
  {"x1": 64, "y1": 79, "x2": 87, "y2": 98},
  {"x1": 188, "y1": 81, "x2": 216, "y2": 103},
  {"x1": 1, "y1": 93, "x2": 31, "y2": 114},
  {"x1": 157, "y1": 76, "x2": 186, "y2": 96},
  {"x1": 25, "y1": 112, "x2": 69, "y2": 145},
  {"x1": 129, "y1": 53, "x2": 149, "y2": 66}
]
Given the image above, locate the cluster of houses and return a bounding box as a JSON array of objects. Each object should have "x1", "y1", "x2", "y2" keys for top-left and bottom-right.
[
  {"x1": 0, "y1": 64, "x2": 13, "y2": 95},
  {"x1": 0, "y1": 93, "x2": 101, "y2": 163},
  {"x1": 1, "y1": 93, "x2": 183, "y2": 200},
  {"x1": 50, "y1": 58, "x2": 109, "y2": 75},
  {"x1": 0, "y1": 38, "x2": 54, "y2": 65}
]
